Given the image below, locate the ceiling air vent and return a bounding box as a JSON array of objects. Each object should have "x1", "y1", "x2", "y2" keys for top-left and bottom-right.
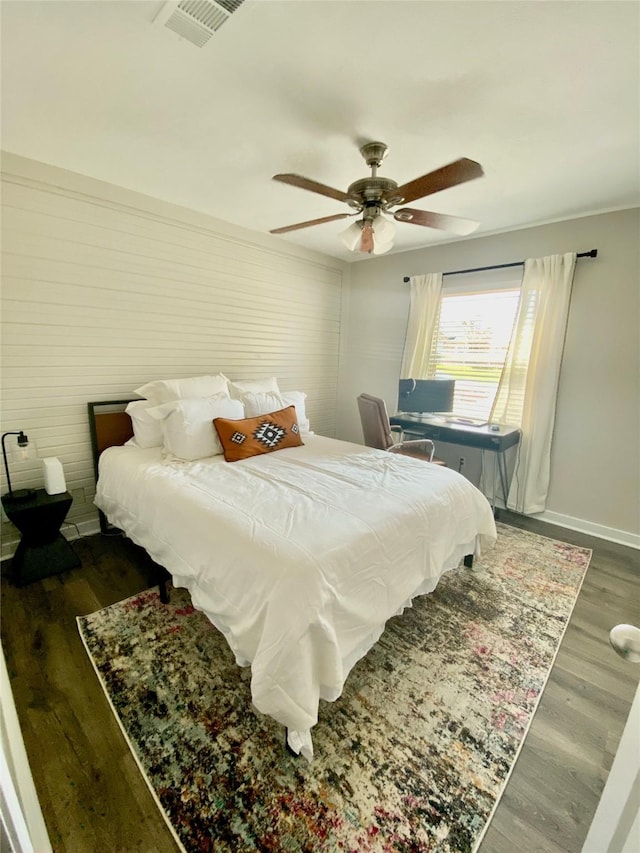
[{"x1": 154, "y1": 0, "x2": 246, "y2": 48}]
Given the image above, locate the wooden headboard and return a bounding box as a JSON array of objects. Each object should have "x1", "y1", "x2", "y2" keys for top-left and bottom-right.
[
  {"x1": 86, "y1": 399, "x2": 173, "y2": 595},
  {"x1": 87, "y1": 400, "x2": 136, "y2": 483}
]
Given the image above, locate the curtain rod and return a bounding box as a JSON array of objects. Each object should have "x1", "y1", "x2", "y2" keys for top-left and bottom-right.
[{"x1": 402, "y1": 249, "x2": 598, "y2": 282}]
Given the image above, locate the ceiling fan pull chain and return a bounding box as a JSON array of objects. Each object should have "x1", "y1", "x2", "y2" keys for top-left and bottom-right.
[{"x1": 360, "y1": 221, "x2": 374, "y2": 253}]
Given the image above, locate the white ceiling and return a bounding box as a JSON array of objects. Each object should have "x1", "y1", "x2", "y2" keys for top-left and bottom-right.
[{"x1": 1, "y1": 0, "x2": 638, "y2": 262}]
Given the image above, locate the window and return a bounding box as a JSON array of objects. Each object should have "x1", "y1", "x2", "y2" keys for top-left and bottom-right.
[{"x1": 428, "y1": 269, "x2": 522, "y2": 420}]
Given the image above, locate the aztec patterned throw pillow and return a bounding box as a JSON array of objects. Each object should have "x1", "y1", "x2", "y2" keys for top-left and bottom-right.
[{"x1": 213, "y1": 405, "x2": 304, "y2": 462}]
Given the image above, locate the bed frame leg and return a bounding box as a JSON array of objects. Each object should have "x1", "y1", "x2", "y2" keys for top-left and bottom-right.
[
  {"x1": 159, "y1": 578, "x2": 170, "y2": 604},
  {"x1": 284, "y1": 728, "x2": 299, "y2": 758},
  {"x1": 464, "y1": 554, "x2": 474, "y2": 568},
  {"x1": 152, "y1": 563, "x2": 171, "y2": 604}
]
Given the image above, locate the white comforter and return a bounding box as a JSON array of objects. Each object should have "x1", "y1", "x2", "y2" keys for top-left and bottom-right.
[{"x1": 95, "y1": 435, "x2": 496, "y2": 759}]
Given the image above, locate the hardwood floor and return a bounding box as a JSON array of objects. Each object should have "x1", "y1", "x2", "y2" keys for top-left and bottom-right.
[
  {"x1": 480, "y1": 515, "x2": 639, "y2": 853},
  {"x1": 2, "y1": 514, "x2": 638, "y2": 853}
]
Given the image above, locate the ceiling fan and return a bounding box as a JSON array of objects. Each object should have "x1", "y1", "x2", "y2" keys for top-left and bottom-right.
[{"x1": 269, "y1": 141, "x2": 484, "y2": 255}]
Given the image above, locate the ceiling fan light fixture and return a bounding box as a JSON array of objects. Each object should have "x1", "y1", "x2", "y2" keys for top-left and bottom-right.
[
  {"x1": 340, "y1": 215, "x2": 395, "y2": 255},
  {"x1": 372, "y1": 214, "x2": 395, "y2": 242},
  {"x1": 372, "y1": 237, "x2": 394, "y2": 255},
  {"x1": 340, "y1": 220, "x2": 364, "y2": 251}
]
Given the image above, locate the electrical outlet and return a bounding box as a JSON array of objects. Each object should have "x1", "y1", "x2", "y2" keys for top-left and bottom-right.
[{"x1": 458, "y1": 457, "x2": 465, "y2": 472}]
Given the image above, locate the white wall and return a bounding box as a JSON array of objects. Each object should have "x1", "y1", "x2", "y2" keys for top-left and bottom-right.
[
  {"x1": 0, "y1": 152, "x2": 348, "y2": 547},
  {"x1": 337, "y1": 209, "x2": 640, "y2": 545}
]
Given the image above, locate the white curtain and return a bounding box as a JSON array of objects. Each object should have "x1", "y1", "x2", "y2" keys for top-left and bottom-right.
[
  {"x1": 491, "y1": 252, "x2": 577, "y2": 514},
  {"x1": 400, "y1": 273, "x2": 443, "y2": 378}
]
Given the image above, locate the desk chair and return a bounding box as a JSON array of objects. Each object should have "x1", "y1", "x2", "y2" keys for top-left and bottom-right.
[{"x1": 357, "y1": 393, "x2": 446, "y2": 465}]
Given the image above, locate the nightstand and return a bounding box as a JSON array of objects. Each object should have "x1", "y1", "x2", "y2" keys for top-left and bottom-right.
[{"x1": 2, "y1": 489, "x2": 81, "y2": 585}]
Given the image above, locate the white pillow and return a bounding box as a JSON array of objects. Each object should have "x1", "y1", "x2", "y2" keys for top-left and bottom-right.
[
  {"x1": 240, "y1": 391, "x2": 286, "y2": 418},
  {"x1": 280, "y1": 390, "x2": 312, "y2": 434},
  {"x1": 135, "y1": 374, "x2": 229, "y2": 405},
  {"x1": 125, "y1": 400, "x2": 163, "y2": 448},
  {"x1": 226, "y1": 376, "x2": 280, "y2": 398},
  {"x1": 148, "y1": 395, "x2": 244, "y2": 461},
  {"x1": 240, "y1": 390, "x2": 312, "y2": 434}
]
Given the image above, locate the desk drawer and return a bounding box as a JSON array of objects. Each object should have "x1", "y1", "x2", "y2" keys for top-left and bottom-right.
[{"x1": 407, "y1": 425, "x2": 442, "y2": 441}]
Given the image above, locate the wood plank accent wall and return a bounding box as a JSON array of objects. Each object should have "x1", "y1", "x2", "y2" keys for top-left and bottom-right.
[{"x1": 0, "y1": 154, "x2": 347, "y2": 547}]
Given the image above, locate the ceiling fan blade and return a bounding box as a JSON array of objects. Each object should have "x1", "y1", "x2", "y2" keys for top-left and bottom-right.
[
  {"x1": 270, "y1": 213, "x2": 352, "y2": 234},
  {"x1": 394, "y1": 158, "x2": 484, "y2": 205},
  {"x1": 394, "y1": 208, "x2": 480, "y2": 235},
  {"x1": 272, "y1": 173, "x2": 349, "y2": 203}
]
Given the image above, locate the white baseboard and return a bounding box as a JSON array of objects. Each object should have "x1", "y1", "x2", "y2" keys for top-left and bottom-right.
[{"x1": 534, "y1": 510, "x2": 640, "y2": 550}]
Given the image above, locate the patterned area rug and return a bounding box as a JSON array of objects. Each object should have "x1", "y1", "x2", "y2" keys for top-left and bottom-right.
[{"x1": 78, "y1": 523, "x2": 591, "y2": 853}]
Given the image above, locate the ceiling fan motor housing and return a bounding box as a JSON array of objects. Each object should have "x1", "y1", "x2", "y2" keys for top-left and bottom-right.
[{"x1": 347, "y1": 177, "x2": 403, "y2": 215}]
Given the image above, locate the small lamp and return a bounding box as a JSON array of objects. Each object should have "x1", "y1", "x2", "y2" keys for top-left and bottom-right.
[{"x1": 2, "y1": 430, "x2": 35, "y2": 501}]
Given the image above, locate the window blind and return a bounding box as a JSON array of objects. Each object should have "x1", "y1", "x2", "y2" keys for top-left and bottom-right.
[{"x1": 429, "y1": 270, "x2": 522, "y2": 419}]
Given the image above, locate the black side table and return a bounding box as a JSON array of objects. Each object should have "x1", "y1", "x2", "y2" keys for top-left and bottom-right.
[{"x1": 2, "y1": 489, "x2": 81, "y2": 585}]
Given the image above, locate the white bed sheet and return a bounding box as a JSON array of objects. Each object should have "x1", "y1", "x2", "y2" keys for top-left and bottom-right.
[{"x1": 95, "y1": 434, "x2": 496, "y2": 759}]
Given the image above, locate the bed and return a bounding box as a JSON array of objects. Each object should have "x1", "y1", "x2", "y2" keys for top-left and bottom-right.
[{"x1": 88, "y1": 398, "x2": 497, "y2": 760}]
